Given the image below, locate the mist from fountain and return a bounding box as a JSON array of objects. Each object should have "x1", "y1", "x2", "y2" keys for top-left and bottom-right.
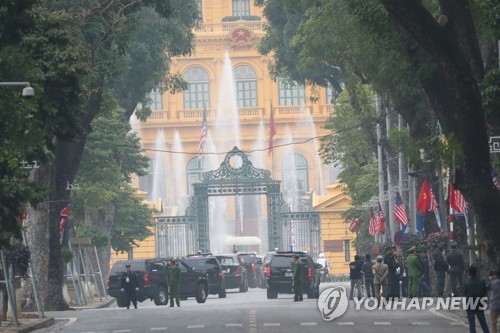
[
  {"x1": 173, "y1": 131, "x2": 186, "y2": 214},
  {"x1": 281, "y1": 125, "x2": 300, "y2": 211},
  {"x1": 214, "y1": 51, "x2": 240, "y2": 152},
  {"x1": 151, "y1": 130, "x2": 168, "y2": 211},
  {"x1": 302, "y1": 111, "x2": 326, "y2": 195}
]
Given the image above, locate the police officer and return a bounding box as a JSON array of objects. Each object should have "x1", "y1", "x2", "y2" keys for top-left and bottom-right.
[
  {"x1": 384, "y1": 245, "x2": 400, "y2": 299},
  {"x1": 293, "y1": 254, "x2": 303, "y2": 302},
  {"x1": 407, "y1": 246, "x2": 421, "y2": 298},
  {"x1": 434, "y1": 246, "x2": 449, "y2": 297},
  {"x1": 121, "y1": 263, "x2": 139, "y2": 309},
  {"x1": 168, "y1": 258, "x2": 181, "y2": 307},
  {"x1": 447, "y1": 240, "x2": 465, "y2": 296}
]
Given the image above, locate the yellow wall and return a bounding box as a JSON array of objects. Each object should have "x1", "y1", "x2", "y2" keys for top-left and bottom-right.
[
  {"x1": 313, "y1": 182, "x2": 356, "y2": 275},
  {"x1": 120, "y1": 0, "x2": 336, "y2": 260}
]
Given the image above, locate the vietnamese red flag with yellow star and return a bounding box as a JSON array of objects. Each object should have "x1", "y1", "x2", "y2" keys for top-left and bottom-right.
[{"x1": 416, "y1": 178, "x2": 431, "y2": 213}]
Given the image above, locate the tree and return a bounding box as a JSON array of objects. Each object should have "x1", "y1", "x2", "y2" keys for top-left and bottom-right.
[
  {"x1": 257, "y1": 0, "x2": 500, "y2": 264},
  {"x1": 19, "y1": 0, "x2": 198, "y2": 310},
  {"x1": 73, "y1": 105, "x2": 153, "y2": 286}
]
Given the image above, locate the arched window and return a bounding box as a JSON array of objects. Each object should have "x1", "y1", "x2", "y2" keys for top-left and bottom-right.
[
  {"x1": 187, "y1": 157, "x2": 209, "y2": 195},
  {"x1": 232, "y1": 0, "x2": 250, "y2": 17},
  {"x1": 234, "y1": 65, "x2": 257, "y2": 107},
  {"x1": 278, "y1": 78, "x2": 305, "y2": 106},
  {"x1": 146, "y1": 89, "x2": 163, "y2": 110},
  {"x1": 281, "y1": 153, "x2": 308, "y2": 192},
  {"x1": 326, "y1": 84, "x2": 335, "y2": 104},
  {"x1": 195, "y1": 0, "x2": 203, "y2": 21},
  {"x1": 183, "y1": 67, "x2": 210, "y2": 109}
]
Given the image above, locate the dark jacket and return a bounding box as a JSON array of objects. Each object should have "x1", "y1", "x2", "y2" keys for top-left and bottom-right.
[
  {"x1": 464, "y1": 276, "x2": 488, "y2": 300},
  {"x1": 434, "y1": 254, "x2": 449, "y2": 273},
  {"x1": 420, "y1": 256, "x2": 429, "y2": 278},
  {"x1": 384, "y1": 254, "x2": 398, "y2": 273},
  {"x1": 488, "y1": 279, "x2": 500, "y2": 311},
  {"x1": 446, "y1": 250, "x2": 465, "y2": 274},
  {"x1": 349, "y1": 260, "x2": 362, "y2": 280},
  {"x1": 121, "y1": 271, "x2": 139, "y2": 291},
  {"x1": 293, "y1": 260, "x2": 303, "y2": 283},
  {"x1": 362, "y1": 261, "x2": 374, "y2": 278}
]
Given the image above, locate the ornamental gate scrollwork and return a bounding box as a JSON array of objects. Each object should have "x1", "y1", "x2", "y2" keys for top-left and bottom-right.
[{"x1": 154, "y1": 147, "x2": 321, "y2": 257}]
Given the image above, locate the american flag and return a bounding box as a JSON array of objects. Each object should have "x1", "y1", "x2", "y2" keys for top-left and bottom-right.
[
  {"x1": 197, "y1": 108, "x2": 207, "y2": 159},
  {"x1": 377, "y1": 201, "x2": 386, "y2": 233},
  {"x1": 449, "y1": 182, "x2": 467, "y2": 214},
  {"x1": 348, "y1": 218, "x2": 359, "y2": 232},
  {"x1": 393, "y1": 192, "x2": 409, "y2": 225},
  {"x1": 429, "y1": 186, "x2": 439, "y2": 212},
  {"x1": 491, "y1": 165, "x2": 500, "y2": 190},
  {"x1": 369, "y1": 207, "x2": 377, "y2": 236}
]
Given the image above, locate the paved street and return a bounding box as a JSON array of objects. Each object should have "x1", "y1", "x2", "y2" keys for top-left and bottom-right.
[{"x1": 34, "y1": 283, "x2": 471, "y2": 333}]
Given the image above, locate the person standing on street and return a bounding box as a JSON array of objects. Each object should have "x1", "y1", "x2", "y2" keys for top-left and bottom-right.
[
  {"x1": 349, "y1": 255, "x2": 363, "y2": 300},
  {"x1": 464, "y1": 265, "x2": 490, "y2": 333},
  {"x1": 373, "y1": 255, "x2": 388, "y2": 301},
  {"x1": 167, "y1": 258, "x2": 181, "y2": 307},
  {"x1": 407, "y1": 246, "x2": 421, "y2": 298},
  {"x1": 419, "y1": 250, "x2": 431, "y2": 297},
  {"x1": 293, "y1": 254, "x2": 303, "y2": 302},
  {"x1": 434, "y1": 247, "x2": 449, "y2": 297},
  {"x1": 384, "y1": 245, "x2": 400, "y2": 299},
  {"x1": 447, "y1": 240, "x2": 465, "y2": 296},
  {"x1": 488, "y1": 269, "x2": 500, "y2": 333},
  {"x1": 121, "y1": 264, "x2": 139, "y2": 309},
  {"x1": 362, "y1": 254, "x2": 375, "y2": 298},
  {"x1": 400, "y1": 258, "x2": 409, "y2": 297}
]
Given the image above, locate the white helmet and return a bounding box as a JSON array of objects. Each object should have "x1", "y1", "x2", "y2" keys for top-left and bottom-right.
[{"x1": 319, "y1": 253, "x2": 325, "y2": 258}]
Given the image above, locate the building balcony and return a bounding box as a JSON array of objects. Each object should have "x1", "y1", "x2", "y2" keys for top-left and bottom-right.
[
  {"x1": 145, "y1": 105, "x2": 332, "y2": 124},
  {"x1": 195, "y1": 21, "x2": 265, "y2": 33}
]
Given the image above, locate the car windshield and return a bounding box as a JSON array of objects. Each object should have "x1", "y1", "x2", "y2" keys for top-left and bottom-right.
[
  {"x1": 110, "y1": 261, "x2": 143, "y2": 273},
  {"x1": 239, "y1": 254, "x2": 255, "y2": 263},
  {"x1": 271, "y1": 256, "x2": 294, "y2": 267},
  {"x1": 216, "y1": 256, "x2": 235, "y2": 265}
]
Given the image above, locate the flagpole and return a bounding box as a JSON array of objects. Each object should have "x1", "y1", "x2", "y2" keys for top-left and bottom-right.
[
  {"x1": 376, "y1": 94, "x2": 384, "y2": 244},
  {"x1": 270, "y1": 100, "x2": 275, "y2": 179}
]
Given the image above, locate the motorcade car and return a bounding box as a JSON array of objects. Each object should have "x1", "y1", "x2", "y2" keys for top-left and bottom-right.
[
  {"x1": 215, "y1": 254, "x2": 248, "y2": 292},
  {"x1": 107, "y1": 259, "x2": 169, "y2": 307},
  {"x1": 183, "y1": 254, "x2": 227, "y2": 298},
  {"x1": 236, "y1": 252, "x2": 258, "y2": 288},
  {"x1": 259, "y1": 251, "x2": 276, "y2": 289},
  {"x1": 265, "y1": 251, "x2": 320, "y2": 299},
  {"x1": 107, "y1": 258, "x2": 214, "y2": 305}
]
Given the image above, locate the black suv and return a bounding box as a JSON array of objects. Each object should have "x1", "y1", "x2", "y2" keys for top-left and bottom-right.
[
  {"x1": 215, "y1": 254, "x2": 248, "y2": 292},
  {"x1": 108, "y1": 258, "x2": 215, "y2": 305},
  {"x1": 107, "y1": 259, "x2": 169, "y2": 307},
  {"x1": 236, "y1": 252, "x2": 258, "y2": 288},
  {"x1": 266, "y1": 251, "x2": 320, "y2": 299},
  {"x1": 183, "y1": 254, "x2": 226, "y2": 298}
]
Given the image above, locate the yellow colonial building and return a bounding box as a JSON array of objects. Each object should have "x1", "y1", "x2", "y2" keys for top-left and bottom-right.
[{"x1": 114, "y1": 1, "x2": 355, "y2": 271}]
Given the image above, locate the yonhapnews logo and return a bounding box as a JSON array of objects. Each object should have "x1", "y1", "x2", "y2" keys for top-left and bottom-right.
[{"x1": 317, "y1": 286, "x2": 349, "y2": 321}]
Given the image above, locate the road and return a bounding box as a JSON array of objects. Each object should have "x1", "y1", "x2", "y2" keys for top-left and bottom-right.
[{"x1": 36, "y1": 283, "x2": 470, "y2": 333}]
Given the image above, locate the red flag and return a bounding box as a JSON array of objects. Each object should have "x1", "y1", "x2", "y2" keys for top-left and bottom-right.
[
  {"x1": 268, "y1": 104, "x2": 276, "y2": 156},
  {"x1": 59, "y1": 202, "x2": 71, "y2": 233},
  {"x1": 377, "y1": 201, "x2": 386, "y2": 233},
  {"x1": 449, "y1": 182, "x2": 467, "y2": 214},
  {"x1": 369, "y1": 207, "x2": 377, "y2": 236},
  {"x1": 416, "y1": 179, "x2": 431, "y2": 213}
]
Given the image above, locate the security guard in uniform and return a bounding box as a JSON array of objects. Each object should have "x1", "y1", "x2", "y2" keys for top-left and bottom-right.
[
  {"x1": 167, "y1": 258, "x2": 181, "y2": 307},
  {"x1": 293, "y1": 254, "x2": 303, "y2": 302}
]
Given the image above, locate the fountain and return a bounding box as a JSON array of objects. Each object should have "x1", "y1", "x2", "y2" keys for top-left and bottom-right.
[
  {"x1": 172, "y1": 131, "x2": 186, "y2": 214},
  {"x1": 302, "y1": 111, "x2": 326, "y2": 195},
  {"x1": 151, "y1": 130, "x2": 168, "y2": 211}
]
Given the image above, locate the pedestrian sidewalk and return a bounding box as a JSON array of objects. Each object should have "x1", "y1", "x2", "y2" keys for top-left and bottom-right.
[{"x1": 0, "y1": 298, "x2": 115, "y2": 333}]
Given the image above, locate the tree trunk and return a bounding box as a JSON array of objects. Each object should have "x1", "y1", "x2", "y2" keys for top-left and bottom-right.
[
  {"x1": 379, "y1": 0, "x2": 500, "y2": 267},
  {"x1": 22, "y1": 201, "x2": 50, "y2": 311}
]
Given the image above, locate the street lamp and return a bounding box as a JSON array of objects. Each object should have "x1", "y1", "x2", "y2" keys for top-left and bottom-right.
[{"x1": 0, "y1": 82, "x2": 35, "y2": 97}]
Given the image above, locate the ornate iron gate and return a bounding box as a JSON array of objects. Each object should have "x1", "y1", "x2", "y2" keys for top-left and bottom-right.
[{"x1": 154, "y1": 147, "x2": 321, "y2": 257}]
